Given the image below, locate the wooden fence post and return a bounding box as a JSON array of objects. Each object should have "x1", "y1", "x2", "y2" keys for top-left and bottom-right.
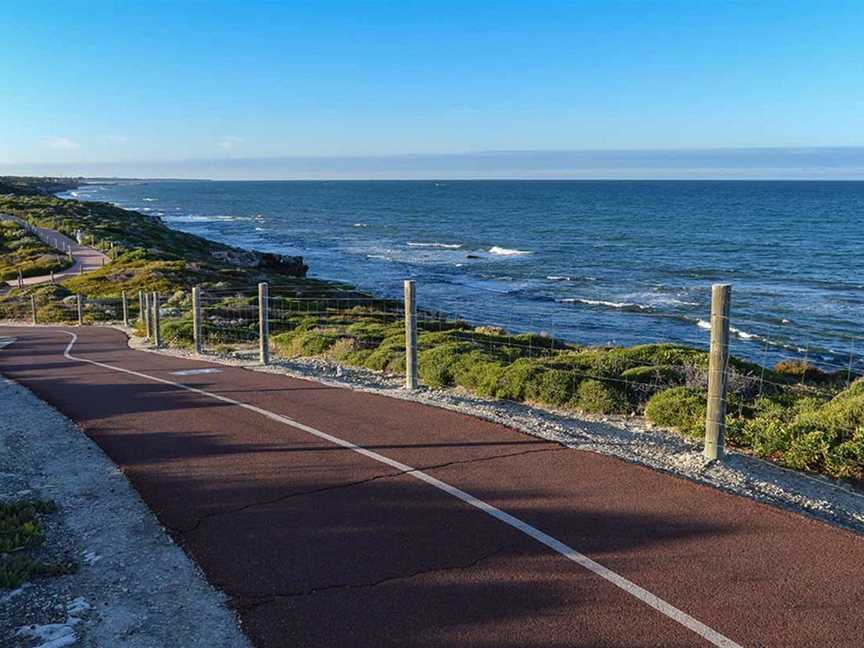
[
  {"x1": 17, "y1": 269, "x2": 23, "y2": 289},
  {"x1": 404, "y1": 280, "x2": 418, "y2": 390},
  {"x1": 77, "y1": 294, "x2": 84, "y2": 326},
  {"x1": 152, "y1": 292, "x2": 161, "y2": 348},
  {"x1": 121, "y1": 290, "x2": 129, "y2": 327},
  {"x1": 192, "y1": 286, "x2": 202, "y2": 355},
  {"x1": 31, "y1": 296, "x2": 37, "y2": 325},
  {"x1": 258, "y1": 282, "x2": 269, "y2": 365},
  {"x1": 143, "y1": 292, "x2": 151, "y2": 340},
  {"x1": 704, "y1": 283, "x2": 732, "y2": 460}
]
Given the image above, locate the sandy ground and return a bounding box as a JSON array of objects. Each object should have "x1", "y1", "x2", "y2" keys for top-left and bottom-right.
[{"x1": 0, "y1": 371, "x2": 252, "y2": 648}]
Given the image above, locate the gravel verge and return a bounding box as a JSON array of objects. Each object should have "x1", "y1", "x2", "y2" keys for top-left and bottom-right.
[
  {"x1": 0, "y1": 370, "x2": 252, "y2": 648},
  {"x1": 126, "y1": 332, "x2": 864, "y2": 536}
]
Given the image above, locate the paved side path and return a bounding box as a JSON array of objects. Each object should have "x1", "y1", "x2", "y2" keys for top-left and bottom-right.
[
  {"x1": 1, "y1": 214, "x2": 110, "y2": 287},
  {"x1": 2, "y1": 325, "x2": 863, "y2": 647}
]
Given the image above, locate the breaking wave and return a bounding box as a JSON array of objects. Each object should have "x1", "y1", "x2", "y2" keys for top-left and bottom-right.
[
  {"x1": 407, "y1": 241, "x2": 463, "y2": 249},
  {"x1": 489, "y1": 246, "x2": 532, "y2": 256}
]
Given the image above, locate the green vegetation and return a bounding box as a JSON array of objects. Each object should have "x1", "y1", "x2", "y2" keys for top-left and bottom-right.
[
  {"x1": 0, "y1": 176, "x2": 80, "y2": 197},
  {"x1": 725, "y1": 379, "x2": 864, "y2": 480},
  {"x1": 0, "y1": 499, "x2": 75, "y2": 589},
  {"x1": 0, "y1": 220, "x2": 72, "y2": 281}
]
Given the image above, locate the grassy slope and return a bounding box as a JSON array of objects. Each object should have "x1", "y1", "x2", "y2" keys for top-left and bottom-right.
[
  {"x1": 0, "y1": 220, "x2": 72, "y2": 280},
  {"x1": 0, "y1": 191, "x2": 342, "y2": 299}
]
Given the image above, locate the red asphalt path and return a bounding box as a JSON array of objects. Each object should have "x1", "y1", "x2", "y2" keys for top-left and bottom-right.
[{"x1": 1, "y1": 325, "x2": 863, "y2": 647}]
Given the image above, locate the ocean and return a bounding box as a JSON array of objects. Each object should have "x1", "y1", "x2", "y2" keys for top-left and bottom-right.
[{"x1": 63, "y1": 180, "x2": 864, "y2": 371}]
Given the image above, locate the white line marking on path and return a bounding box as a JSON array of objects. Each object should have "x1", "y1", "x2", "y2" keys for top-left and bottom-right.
[
  {"x1": 60, "y1": 330, "x2": 740, "y2": 648},
  {"x1": 171, "y1": 368, "x2": 223, "y2": 376}
]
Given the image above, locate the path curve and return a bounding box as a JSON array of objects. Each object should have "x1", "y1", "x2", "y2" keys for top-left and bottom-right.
[{"x1": 1, "y1": 214, "x2": 110, "y2": 287}]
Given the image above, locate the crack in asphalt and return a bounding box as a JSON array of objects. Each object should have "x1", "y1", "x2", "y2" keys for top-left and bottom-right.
[
  {"x1": 232, "y1": 543, "x2": 515, "y2": 608},
  {"x1": 164, "y1": 445, "x2": 565, "y2": 534}
]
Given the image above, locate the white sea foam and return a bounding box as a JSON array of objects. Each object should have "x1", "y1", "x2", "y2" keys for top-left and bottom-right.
[
  {"x1": 489, "y1": 246, "x2": 532, "y2": 256},
  {"x1": 353, "y1": 223, "x2": 368, "y2": 228},
  {"x1": 696, "y1": 320, "x2": 772, "y2": 345},
  {"x1": 142, "y1": 197, "x2": 157, "y2": 202},
  {"x1": 546, "y1": 275, "x2": 572, "y2": 281},
  {"x1": 730, "y1": 326, "x2": 757, "y2": 340},
  {"x1": 407, "y1": 241, "x2": 463, "y2": 249},
  {"x1": 166, "y1": 214, "x2": 254, "y2": 223},
  {"x1": 559, "y1": 298, "x2": 648, "y2": 310}
]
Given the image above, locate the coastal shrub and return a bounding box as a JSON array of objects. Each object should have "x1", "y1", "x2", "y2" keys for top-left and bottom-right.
[
  {"x1": 450, "y1": 352, "x2": 506, "y2": 398},
  {"x1": 645, "y1": 387, "x2": 706, "y2": 438},
  {"x1": 326, "y1": 337, "x2": 359, "y2": 362},
  {"x1": 271, "y1": 329, "x2": 336, "y2": 357},
  {"x1": 474, "y1": 325, "x2": 507, "y2": 336},
  {"x1": 792, "y1": 379, "x2": 864, "y2": 440},
  {"x1": 730, "y1": 415, "x2": 792, "y2": 458},
  {"x1": 417, "y1": 342, "x2": 472, "y2": 387},
  {"x1": 620, "y1": 364, "x2": 688, "y2": 386},
  {"x1": 573, "y1": 379, "x2": 625, "y2": 414},
  {"x1": 161, "y1": 318, "x2": 195, "y2": 348},
  {"x1": 774, "y1": 359, "x2": 823, "y2": 382},
  {"x1": 524, "y1": 368, "x2": 573, "y2": 407},
  {"x1": 782, "y1": 430, "x2": 829, "y2": 473},
  {"x1": 824, "y1": 431, "x2": 864, "y2": 481},
  {"x1": 346, "y1": 320, "x2": 398, "y2": 342},
  {"x1": 363, "y1": 334, "x2": 406, "y2": 373},
  {"x1": 579, "y1": 344, "x2": 708, "y2": 376},
  {"x1": 722, "y1": 381, "x2": 864, "y2": 481},
  {"x1": 494, "y1": 359, "x2": 543, "y2": 401}
]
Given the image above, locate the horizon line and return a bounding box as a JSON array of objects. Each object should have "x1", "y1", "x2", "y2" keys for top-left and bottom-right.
[{"x1": 6, "y1": 146, "x2": 864, "y2": 181}]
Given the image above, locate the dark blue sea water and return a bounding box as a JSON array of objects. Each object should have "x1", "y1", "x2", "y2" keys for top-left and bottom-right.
[{"x1": 65, "y1": 180, "x2": 864, "y2": 370}]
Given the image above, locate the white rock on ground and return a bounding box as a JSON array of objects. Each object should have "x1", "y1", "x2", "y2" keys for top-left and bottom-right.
[{"x1": 0, "y1": 377, "x2": 252, "y2": 648}]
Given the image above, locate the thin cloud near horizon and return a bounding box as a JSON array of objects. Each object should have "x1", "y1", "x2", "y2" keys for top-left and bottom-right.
[{"x1": 4, "y1": 147, "x2": 864, "y2": 181}]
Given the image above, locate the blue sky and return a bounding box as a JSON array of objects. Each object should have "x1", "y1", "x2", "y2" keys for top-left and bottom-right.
[{"x1": 2, "y1": 1, "x2": 864, "y2": 178}]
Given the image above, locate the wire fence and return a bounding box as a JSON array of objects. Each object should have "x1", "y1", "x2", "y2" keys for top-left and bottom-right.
[{"x1": 1, "y1": 280, "x2": 861, "y2": 479}]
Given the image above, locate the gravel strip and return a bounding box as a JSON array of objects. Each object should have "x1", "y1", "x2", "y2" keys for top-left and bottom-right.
[
  {"x1": 126, "y1": 333, "x2": 864, "y2": 536},
  {"x1": 0, "y1": 371, "x2": 252, "y2": 648}
]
